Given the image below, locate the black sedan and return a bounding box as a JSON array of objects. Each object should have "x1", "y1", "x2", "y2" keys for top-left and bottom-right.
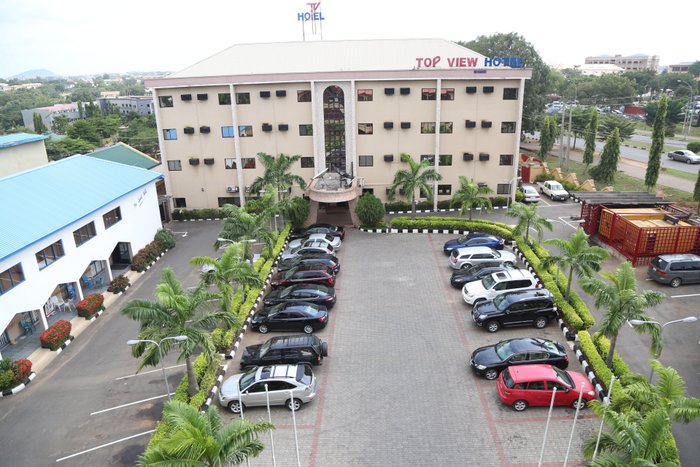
[
  {"x1": 450, "y1": 263, "x2": 515, "y2": 289},
  {"x1": 251, "y1": 302, "x2": 328, "y2": 334},
  {"x1": 263, "y1": 284, "x2": 336, "y2": 308},
  {"x1": 470, "y1": 337, "x2": 568, "y2": 380},
  {"x1": 290, "y1": 223, "x2": 345, "y2": 240},
  {"x1": 277, "y1": 255, "x2": 340, "y2": 274}
]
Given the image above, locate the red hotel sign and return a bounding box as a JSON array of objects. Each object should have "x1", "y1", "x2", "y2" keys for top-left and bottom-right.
[{"x1": 415, "y1": 56, "x2": 523, "y2": 68}]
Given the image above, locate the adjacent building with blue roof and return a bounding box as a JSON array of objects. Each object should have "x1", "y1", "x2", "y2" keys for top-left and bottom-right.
[{"x1": 0, "y1": 132, "x2": 49, "y2": 178}]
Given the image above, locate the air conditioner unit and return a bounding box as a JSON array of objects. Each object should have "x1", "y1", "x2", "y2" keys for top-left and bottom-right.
[
  {"x1": 245, "y1": 186, "x2": 252, "y2": 193},
  {"x1": 226, "y1": 186, "x2": 239, "y2": 193}
]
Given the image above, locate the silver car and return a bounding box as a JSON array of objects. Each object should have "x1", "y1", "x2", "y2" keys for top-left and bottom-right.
[
  {"x1": 218, "y1": 364, "x2": 318, "y2": 412},
  {"x1": 287, "y1": 233, "x2": 342, "y2": 250},
  {"x1": 449, "y1": 246, "x2": 517, "y2": 270},
  {"x1": 667, "y1": 150, "x2": 700, "y2": 164},
  {"x1": 280, "y1": 239, "x2": 335, "y2": 260}
]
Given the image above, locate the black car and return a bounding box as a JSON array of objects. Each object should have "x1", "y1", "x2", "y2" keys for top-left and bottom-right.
[
  {"x1": 239, "y1": 334, "x2": 328, "y2": 370},
  {"x1": 277, "y1": 255, "x2": 340, "y2": 274},
  {"x1": 450, "y1": 263, "x2": 515, "y2": 289},
  {"x1": 290, "y1": 224, "x2": 345, "y2": 240},
  {"x1": 252, "y1": 302, "x2": 328, "y2": 334},
  {"x1": 470, "y1": 337, "x2": 568, "y2": 380},
  {"x1": 471, "y1": 289, "x2": 557, "y2": 333},
  {"x1": 263, "y1": 284, "x2": 336, "y2": 308}
]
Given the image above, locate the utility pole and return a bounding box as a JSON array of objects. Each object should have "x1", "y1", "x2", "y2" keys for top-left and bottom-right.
[
  {"x1": 559, "y1": 108, "x2": 566, "y2": 167},
  {"x1": 565, "y1": 107, "x2": 573, "y2": 172}
]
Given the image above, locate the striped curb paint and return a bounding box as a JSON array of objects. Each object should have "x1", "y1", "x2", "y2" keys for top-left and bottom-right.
[
  {"x1": 0, "y1": 372, "x2": 37, "y2": 397},
  {"x1": 387, "y1": 206, "x2": 509, "y2": 215}
]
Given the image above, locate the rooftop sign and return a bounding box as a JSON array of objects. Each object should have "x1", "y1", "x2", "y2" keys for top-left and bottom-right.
[{"x1": 415, "y1": 56, "x2": 524, "y2": 68}]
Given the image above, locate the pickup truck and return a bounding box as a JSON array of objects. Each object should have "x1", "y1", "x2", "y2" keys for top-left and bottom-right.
[{"x1": 537, "y1": 180, "x2": 569, "y2": 201}]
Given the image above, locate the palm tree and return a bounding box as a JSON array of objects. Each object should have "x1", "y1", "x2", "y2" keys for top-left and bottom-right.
[
  {"x1": 451, "y1": 176, "x2": 493, "y2": 220},
  {"x1": 506, "y1": 202, "x2": 552, "y2": 243},
  {"x1": 218, "y1": 204, "x2": 274, "y2": 265},
  {"x1": 136, "y1": 400, "x2": 274, "y2": 466},
  {"x1": 248, "y1": 152, "x2": 307, "y2": 201},
  {"x1": 387, "y1": 153, "x2": 442, "y2": 218},
  {"x1": 543, "y1": 227, "x2": 608, "y2": 301},
  {"x1": 580, "y1": 261, "x2": 664, "y2": 368},
  {"x1": 189, "y1": 242, "x2": 262, "y2": 312},
  {"x1": 121, "y1": 267, "x2": 238, "y2": 397}
]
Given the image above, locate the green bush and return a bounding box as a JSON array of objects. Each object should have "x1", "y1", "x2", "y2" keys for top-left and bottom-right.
[
  {"x1": 577, "y1": 331, "x2": 624, "y2": 396},
  {"x1": 490, "y1": 196, "x2": 509, "y2": 207},
  {"x1": 592, "y1": 332, "x2": 634, "y2": 380},
  {"x1": 687, "y1": 141, "x2": 700, "y2": 154},
  {"x1": 534, "y1": 173, "x2": 556, "y2": 183},
  {"x1": 385, "y1": 201, "x2": 412, "y2": 212},
  {"x1": 154, "y1": 229, "x2": 176, "y2": 250},
  {"x1": 107, "y1": 275, "x2": 130, "y2": 294},
  {"x1": 212, "y1": 328, "x2": 237, "y2": 353},
  {"x1": 560, "y1": 180, "x2": 579, "y2": 191},
  {"x1": 390, "y1": 217, "x2": 513, "y2": 240},
  {"x1": 437, "y1": 200, "x2": 453, "y2": 209},
  {"x1": 172, "y1": 208, "x2": 225, "y2": 220},
  {"x1": 280, "y1": 197, "x2": 310, "y2": 228},
  {"x1": 515, "y1": 189, "x2": 524, "y2": 202},
  {"x1": 355, "y1": 193, "x2": 386, "y2": 227}
]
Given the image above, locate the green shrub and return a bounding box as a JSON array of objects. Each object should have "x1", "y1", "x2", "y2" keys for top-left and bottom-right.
[
  {"x1": 172, "y1": 208, "x2": 225, "y2": 220},
  {"x1": 560, "y1": 180, "x2": 579, "y2": 191},
  {"x1": 515, "y1": 189, "x2": 524, "y2": 202},
  {"x1": 76, "y1": 293, "x2": 104, "y2": 319},
  {"x1": 490, "y1": 196, "x2": 509, "y2": 207},
  {"x1": 592, "y1": 332, "x2": 634, "y2": 380},
  {"x1": 437, "y1": 199, "x2": 452, "y2": 209},
  {"x1": 389, "y1": 217, "x2": 513, "y2": 240},
  {"x1": 356, "y1": 193, "x2": 386, "y2": 227},
  {"x1": 0, "y1": 369, "x2": 14, "y2": 391},
  {"x1": 534, "y1": 173, "x2": 556, "y2": 183},
  {"x1": 280, "y1": 197, "x2": 310, "y2": 228},
  {"x1": 39, "y1": 320, "x2": 72, "y2": 350},
  {"x1": 687, "y1": 141, "x2": 700, "y2": 154},
  {"x1": 385, "y1": 201, "x2": 412, "y2": 212},
  {"x1": 212, "y1": 328, "x2": 237, "y2": 353},
  {"x1": 154, "y1": 229, "x2": 176, "y2": 250},
  {"x1": 244, "y1": 199, "x2": 265, "y2": 214},
  {"x1": 577, "y1": 331, "x2": 624, "y2": 395},
  {"x1": 107, "y1": 275, "x2": 130, "y2": 294}
]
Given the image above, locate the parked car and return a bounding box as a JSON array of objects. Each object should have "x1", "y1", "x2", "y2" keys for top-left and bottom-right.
[
  {"x1": 270, "y1": 264, "x2": 336, "y2": 288},
  {"x1": 450, "y1": 263, "x2": 515, "y2": 289},
  {"x1": 251, "y1": 302, "x2": 329, "y2": 334},
  {"x1": 218, "y1": 364, "x2": 318, "y2": 413},
  {"x1": 443, "y1": 233, "x2": 505, "y2": 254},
  {"x1": 263, "y1": 284, "x2": 336, "y2": 308},
  {"x1": 496, "y1": 364, "x2": 597, "y2": 411},
  {"x1": 287, "y1": 233, "x2": 342, "y2": 251},
  {"x1": 462, "y1": 269, "x2": 538, "y2": 305},
  {"x1": 667, "y1": 150, "x2": 700, "y2": 164},
  {"x1": 521, "y1": 185, "x2": 541, "y2": 203},
  {"x1": 471, "y1": 289, "x2": 557, "y2": 332},
  {"x1": 537, "y1": 180, "x2": 569, "y2": 201},
  {"x1": 280, "y1": 240, "x2": 335, "y2": 260},
  {"x1": 470, "y1": 337, "x2": 568, "y2": 380},
  {"x1": 647, "y1": 253, "x2": 700, "y2": 287},
  {"x1": 449, "y1": 246, "x2": 516, "y2": 270},
  {"x1": 277, "y1": 255, "x2": 340, "y2": 274},
  {"x1": 290, "y1": 224, "x2": 345, "y2": 240},
  {"x1": 239, "y1": 334, "x2": 328, "y2": 370}
]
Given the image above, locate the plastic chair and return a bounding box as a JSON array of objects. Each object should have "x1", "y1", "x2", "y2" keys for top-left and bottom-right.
[
  {"x1": 82, "y1": 275, "x2": 94, "y2": 288},
  {"x1": 20, "y1": 320, "x2": 35, "y2": 335}
]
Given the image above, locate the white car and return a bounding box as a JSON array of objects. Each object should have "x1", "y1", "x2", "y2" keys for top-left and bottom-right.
[
  {"x1": 462, "y1": 269, "x2": 539, "y2": 305},
  {"x1": 287, "y1": 233, "x2": 341, "y2": 250},
  {"x1": 521, "y1": 185, "x2": 541, "y2": 203},
  {"x1": 449, "y1": 247, "x2": 516, "y2": 270},
  {"x1": 280, "y1": 240, "x2": 335, "y2": 261}
]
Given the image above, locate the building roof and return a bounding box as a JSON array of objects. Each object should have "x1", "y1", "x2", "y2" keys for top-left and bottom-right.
[
  {"x1": 35, "y1": 103, "x2": 78, "y2": 111},
  {"x1": 85, "y1": 142, "x2": 160, "y2": 170},
  {"x1": 572, "y1": 191, "x2": 673, "y2": 205},
  {"x1": 170, "y1": 39, "x2": 487, "y2": 78},
  {"x1": 0, "y1": 155, "x2": 162, "y2": 262},
  {"x1": 0, "y1": 133, "x2": 47, "y2": 149}
]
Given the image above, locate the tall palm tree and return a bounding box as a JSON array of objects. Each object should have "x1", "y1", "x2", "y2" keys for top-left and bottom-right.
[
  {"x1": 543, "y1": 227, "x2": 608, "y2": 301},
  {"x1": 189, "y1": 242, "x2": 262, "y2": 313},
  {"x1": 388, "y1": 153, "x2": 442, "y2": 218},
  {"x1": 451, "y1": 176, "x2": 493, "y2": 220},
  {"x1": 218, "y1": 204, "x2": 274, "y2": 266},
  {"x1": 248, "y1": 152, "x2": 307, "y2": 201},
  {"x1": 121, "y1": 268, "x2": 237, "y2": 397},
  {"x1": 506, "y1": 202, "x2": 552, "y2": 243},
  {"x1": 136, "y1": 400, "x2": 274, "y2": 466},
  {"x1": 580, "y1": 261, "x2": 664, "y2": 368}
]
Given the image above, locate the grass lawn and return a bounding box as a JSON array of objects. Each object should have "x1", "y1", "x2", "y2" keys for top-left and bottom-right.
[
  {"x1": 622, "y1": 139, "x2": 677, "y2": 153},
  {"x1": 660, "y1": 166, "x2": 700, "y2": 183}
]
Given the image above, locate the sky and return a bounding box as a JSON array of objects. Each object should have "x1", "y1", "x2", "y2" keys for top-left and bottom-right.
[{"x1": 0, "y1": 0, "x2": 697, "y2": 78}]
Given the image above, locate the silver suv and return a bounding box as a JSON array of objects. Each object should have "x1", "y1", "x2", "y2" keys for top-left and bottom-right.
[
  {"x1": 648, "y1": 254, "x2": 700, "y2": 287},
  {"x1": 218, "y1": 364, "x2": 318, "y2": 412},
  {"x1": 450, "y1": 246, "x2": 516, "y2": 270}
]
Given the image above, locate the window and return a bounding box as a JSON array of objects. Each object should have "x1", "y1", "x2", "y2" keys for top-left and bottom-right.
[
  {"x1": 359, "y1": 155, "x2": 373, "y2": 167},
  {"x1": 225, "y1": 158, "x2": 236, "y2": 169},
  {"x1": 297, "y1": 90, "x2": 312, "y2": 102},
  {"x1": 421, "y1": 88, "x2": 437, "y2": 100},
  {"x1": 300, "y1": 157, "x2": 314, "y2": 168},
  {"x1": 0, "y1": 264, "x2": 24, "y2": 295},
  {"x1": 218, "y1": 93, "x2": 231, "y2": 105},
  {"x1": 358, "y1": 123, "x2": 373, "y2": 135},
  {"x1": 438, "y1": 184, "x2": 452, "y2": 195},
  {"x1": 421, "y1": 122, "x2": 436, "y2": 134},
  {"x1": 235, "y1": 92, "x2": 250, "y2": 105},
  {"x1": 221, "y1": 126, "x2": 235, "y2": 138},
  {"x1": 357, "y1": 89, "x2": 373, "y2": 101},
  {"x1": 163, "y1": 129, "x2": 177, "y2": 140},
  {"x1": 238, "y1": 125, "x2": 253, "y2": 137},
  {"x1": 158, "y1": 96, "x2": 173, "y2": 108},
  {"x1": 73, "y1": 222, "x2": 97, "y2": 247},
  {"x1": 439, "y1": 122, "x2": 453, "y2": 134},
  {"x1": 167, "y1": 160, "x2": 182, "y2": 171},
  {"x1": 241, "y1": 158, "x2": 256, "y2": 169},
  {"x1": 420, "y1": 154, "x2": 435, "y2": 165},
  {"x1": 36, "y1": 241, "x2": 65, "y2": 269},
  {"x1": 103, "y1": 207, "x2": 122, "y2": 229},
  {"x1": 501, "y1": 121, "x2": 516, "y2": 133},
  {"x1": 439, "y1": 154, "x2": 452, "y2": 166},
  {"x1": 299, "y1": 124, "x2": 313, "y2": 136},
  {"x1": 440, "y1": 88, "x2": 455, "y2": 100},
  {"x1": 497, "y1": 183, "x2": 512, "y2": 195},
  {"x1": 363, "y1": 188, "x2": 374, "y2": 195},
  {"x1": 503, "y1": 88, "x2": 518, "y2": 100},
  {"x1": 500, "y1": 154, "x2": 514, "y2": 166},
  {"x1": 174, "y1": 198, "x2": 187, "y2": 208}
]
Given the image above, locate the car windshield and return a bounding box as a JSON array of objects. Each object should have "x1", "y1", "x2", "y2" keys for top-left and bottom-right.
[
  {"x1": 279, "y1": 287, "x2": 292, "y2": 298},
  {"x1": 524, "y1": 187, "x2": 536, "y2": 194},
  {"x1": 482, "y1": 275, "x2": 497, "y2": 289},
  {"x1": 493, "y1": 250, "x2": 502, "y2": 258},
  {"x1": 553, "y1": 366, "x2": 574, "y2": 388},
  {"x1": 494, "y1": 340, "x2": 515, "y2": 359},
  {"x1": 550, "y1": 182, "x2": 563, "y2": 190},
  {"x1": 502, "y1": 368, "x2": 515, "y2": 389},
  {"x1": 283, "y1": 269, "x2": 298, "y2": 279},
  {"x1": 239, "y1": 369, "x2": 257, "y2": 390},
  {"x1": 651, "y1": 257, "x2": 668, "y2": 270},
  {"x1": 297, "y1": 364, "x2": 313, "y2": 385},
  {"x1": 493, "y1": 294, "x2": 510, "y2": 311}
]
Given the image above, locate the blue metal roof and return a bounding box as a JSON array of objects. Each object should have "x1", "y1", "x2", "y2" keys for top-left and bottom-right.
[
  {"x1": 0, "y1": 132, "x2": 47, "y2": 149},
  {"x1": 0, "y1": 155, "x2": 163, "y2": 262}
]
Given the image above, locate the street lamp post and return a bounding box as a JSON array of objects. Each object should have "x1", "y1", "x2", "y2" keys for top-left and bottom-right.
[
  {"x1": 629, "y1": 316, "x2": 697, "y2": 382},
  {"x1": 126, "y1": 336, "x2": 188, "y2": 400}
]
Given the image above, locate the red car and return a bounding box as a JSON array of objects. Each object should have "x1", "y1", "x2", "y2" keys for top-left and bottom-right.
[
  {"x1": 496, "y1": 364, "x2": 597, "y2": 412},
  {"x1": 270, "y1": 264, "x2": 335, "y2": 288}
]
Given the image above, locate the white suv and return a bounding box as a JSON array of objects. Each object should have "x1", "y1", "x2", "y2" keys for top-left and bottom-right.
[
  {"x1": 450, "y1": 246, "x2": 516, "y2": 270},
  {"x1": 462, "y1": 269, "x2": 539, "y2": 305}
]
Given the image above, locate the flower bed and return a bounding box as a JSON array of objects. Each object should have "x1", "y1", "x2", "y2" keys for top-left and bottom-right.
[
  {"x1": 40, "y1": 320, "x2": 72, "y2": 351},
  {"x1": 131, "y1": 240, "x2": 166, "y2": 272},
  {"x1": 107, "y1": 275, "x2": 130, "y2": 294},
  {"x1": 0, "y1": 358, "x2": 32, "y2": 391},
  {"x1": 76, "y1": 293, "x2": 104, "y2": 319}
]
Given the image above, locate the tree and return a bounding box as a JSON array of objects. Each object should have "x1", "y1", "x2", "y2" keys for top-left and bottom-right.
[
  {"x1": 32, "y1": 112, "x2": 47, "y2": 133},
  {"x1": 645, "y1": 94, "x2": 668, "y2": 190},
  {"x1": 543, "y1": 228, "x2": 608, "y2": 302},
  {"x1": 136, "y1": 400, "x2": 273, "y2": 466},
  {"x1": 538, "y1": 116, "x2": 556, "y2": 158},
  {"x1": 580, "y1": 261, "x2": 664, "y2": 368},
  {"x1": 461, "y1": 33, "x2": 551, "y2": 133},
  {"x1": 694, "y1": 169, "x2": 700, "y2": 214},
  {"x1": 450, "y1": 176, "x2": 493, "y2": 220},
  {"x1": 248, "y1": 152, "x2": 307, "y2": 201},
  {"x1": 689, "y1": 61, "x2": 700, "y2": 78},
  {"x1": 355, "y1": 192, "x2": 385, "y2": 227},
  {"x1": 121, "y1": 267, "x2": 237, "y2": 397},
  {"x1": 67, "y1": 119, "x2": 101, "y2": 145},
  {"x1": 45, "y1": 136, "x2": 97, "y2": 160},
  {"x1": 387, "y1": 153, "x2": 442, "y2": 218},
  {"x1": 51, "y1": 115, "x2": 70, "y2": 134},
  {"x1": 583, "y1": 108, "x2": 599, "y2": 171},
  {"x1": 506, "y1": 202, "x2": 552, "y2": 243},
  {"x1": 645, "y1": 99, "x2": 687, "y2": 136},
  {"x1": 597, "y1": 115, "x2": 636, "y2": 141},
  {"x1": 278, "y1": 196, "x2": 310, "y2": 228},
  {"x1": 591, "y1": 127, "x2": 621, "y2": 184},
  {"x1": 218, "y1": 204, "x2": 274, "y2": 265}
]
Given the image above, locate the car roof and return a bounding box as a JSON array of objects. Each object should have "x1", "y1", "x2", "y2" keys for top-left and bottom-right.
[
  {"x1": 258, "y1": 364, "x2": 301, "y2": 380},
  {"x1": 267, "y1": 334, "x2": 320, "y2": 349},
  {"x1": 500, "y1": 289, "x2": 551, "y2": 302},
  {"x1": 491, "y1": 269, "x2": 534, "y2": 281},
  {"x1": 523, "y1": 186, "x2": 537, "y2": 192},
  {"x1": 506, "y1": 364, "x2": 558, "y2": 382},
  {"x1": 506, "y1": 338, "x2": 560, "y2": 354},
  {"x1": 455, "y1": 246, "x2": 496, "y2": 254},
  {"x1": 657, "y1": 253, "x2": 700, "y2": 261}
]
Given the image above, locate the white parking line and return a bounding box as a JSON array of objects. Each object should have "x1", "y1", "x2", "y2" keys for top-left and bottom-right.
[
  {"x1": 539, "y1": 198, "x2": 552, "y2": 207},
  {"x1": 90, "y1": 393, "x2": 170, "y2": 416},
  {"x1": 671, "y1": 293, "x2": 700, "y2": 299},
  {"x1": 556, "y1": 216, "x2": 579, "y2": 230},
  {"x1": 56, "y1": 429, "x2": 156, "y2": 463},
  {"x1": 115, "y1": 364, "x2": 185, "y2": 381}
]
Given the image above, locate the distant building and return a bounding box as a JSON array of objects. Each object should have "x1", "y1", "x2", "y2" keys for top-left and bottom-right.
[
  {"x1": 574, "y1": 63, "x2": 625, "y2": 76},
  {"x1": 6, "y1": 83, "x2": 42, "y2": 91},
  {"x1": 585, "y1": 54, "x2": 659, "y2": 71},
  {"x1": 21, "y1": 103, "x2": 80, "y2": 131},
  {"x1": 100, "y1": 91, "x2": 120, "y2": 98},
  {"x1": 668, "y1": 62, "x2": 694, "y2": 74},
  {"x1": 97, "y1": 96, "x2": 153, "y2": 116},
  {"x1": 0, "y1": 133, "x2": 49, "y2": 178}
]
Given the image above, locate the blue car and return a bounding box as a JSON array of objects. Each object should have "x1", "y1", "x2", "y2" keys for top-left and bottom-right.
[{"x1": 443, "y1": 233, "x2": 505, "y2": 254}]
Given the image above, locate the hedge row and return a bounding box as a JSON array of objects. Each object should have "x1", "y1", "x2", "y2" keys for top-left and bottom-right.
[
  {"x1": 39, "y1": 320, "x2": 72, "y2": 350},
  {"x1": 131, "y1": 240, "x2": 166, "y2": 272},
  {"x1": 390, "y1": 216, "x2": 514, "y2": 240},
  {"x1": 384, "y1": 197, "x2": 510, "y2": 212},
  {"x1": 592, "y1": 332, "x2": 635, "y2": 380},
  {"x1": 173, "y1": 208, "x2": 226, "y2": 220},
  {"x1": 576, "y1": 330, "x2": 625, "y2": 396},
  {"x1": 76, "y1": 293, "x2": 104, "y2": 319}
]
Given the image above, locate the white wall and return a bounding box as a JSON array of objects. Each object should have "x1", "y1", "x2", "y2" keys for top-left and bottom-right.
[{"x1": 0, "y1": 141, "x2": 49, "y2": 178}]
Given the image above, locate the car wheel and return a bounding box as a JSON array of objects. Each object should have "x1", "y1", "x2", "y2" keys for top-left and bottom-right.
[
  {"x1": 486, "y1": 321, "x2": 500, "y2": 333},
  {"x1": 670, "y1": 277, "x2": 682, "y2": 288},
  {"x1": 503, "y1": 261, "x2": 514, "y2": 267},
  {"x1": 286, "y1": 398, "x2": 302, "y2": 411},
  {"x1": 571, "y1": 399, "x2": 587, "y2": 410},
  {"x1": 484, "y1": 369, "x2": 499, "y2": 380},
  {"x1": 534, "y1": 317, "x2": 548, "y2": 329},
  {"x1": 321, "y1": 342, "x2": 328, "y2": 357},
  {"x1": 512, "y1": 400, "x2": 528, "y2": 412},
  {"x1": 303, "y1": 324, "x2": 314, "y2": 334},
  {"x1": 228, "y1": 400, "x2": 243, "y2": 414},
  {"x1": 686, "y1": 159, "x2": 692, "y2": 164},
  {"x1": 460, "y1": 263, "x2": 472, "y2": 270},
  {"x1": 258, "y1": 324, "x2": 269, "y2": 334}
]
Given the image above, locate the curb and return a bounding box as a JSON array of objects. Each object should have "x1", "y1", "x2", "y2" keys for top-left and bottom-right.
[
  {"x1": 140, "y1": 249, "x2": 170, "y2": 274},
  {"x1": 0, "y1": 372, "x2": 37, "y2": 397},
  {"x1": 361, "y1": 227, "x2": 474, "y2": 234},
  {"x1": 386, "y1": 206, "x2": 509, "y2": 215}
]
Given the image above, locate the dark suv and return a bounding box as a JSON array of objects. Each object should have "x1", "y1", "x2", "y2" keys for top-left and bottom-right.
[
  {"x1": 472, "y1": 289, "x2": 557, "y2": 333},
  {"x1": 239, "y1": 335, "x2": 328, "y2": 370}
]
